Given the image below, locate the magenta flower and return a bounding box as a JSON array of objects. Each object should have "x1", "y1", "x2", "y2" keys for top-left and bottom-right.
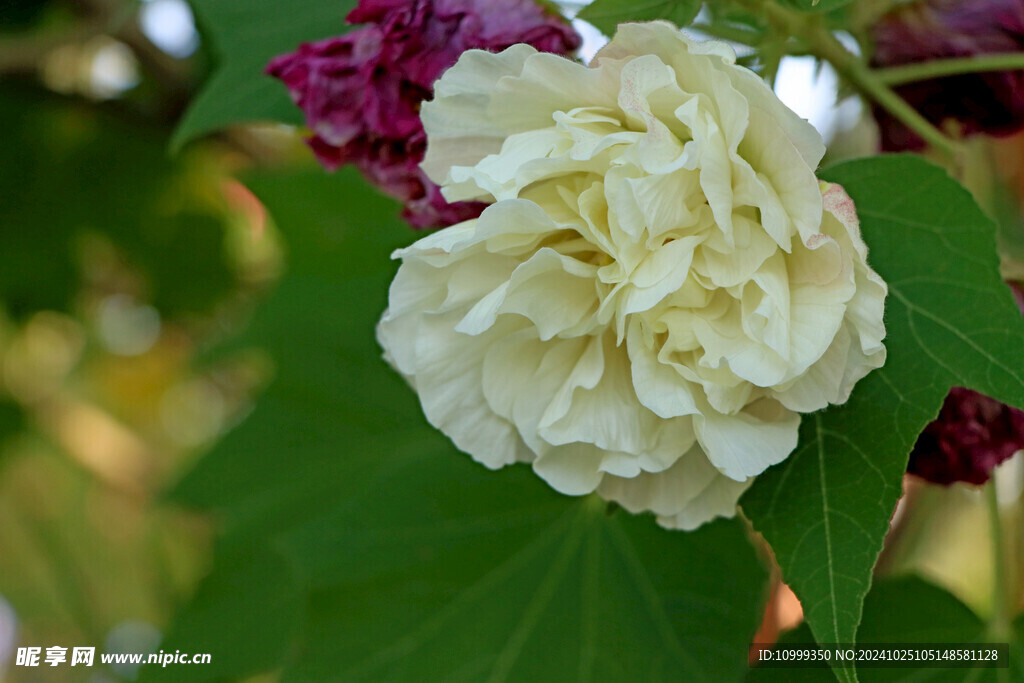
[
  {"x1": 908, "y1": 283, "x2": 1024, "y2": 484},
  {"x1": 267, "y1": 0, "x2": 581, "y2": 228},
  {"x1": 871, "y1": 0, "x2": 1024, "y2": 151}
]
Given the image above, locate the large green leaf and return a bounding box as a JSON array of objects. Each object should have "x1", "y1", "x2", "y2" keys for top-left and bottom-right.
[
  {"x1": 742, "y1": 155, "x2": 1024, "y2": 683},
  {"x1": 155, "y1": 168, "x2": 767, "y2": 681},
  {"x1": 282, "y1": 469, "x2": 764, "y2": 682},
  {"x1": 147, "y1": 543, "x2": 304, "y2": 680},
  {"x1": 749, "y1": 577, "x2": 1024, "y2": 682},
  {"x1": 172, "y1": 0, "x2": 355, "y2": 150},
  {"x1": 577, "y1": 0, "x2": 701, "y2": 36}
]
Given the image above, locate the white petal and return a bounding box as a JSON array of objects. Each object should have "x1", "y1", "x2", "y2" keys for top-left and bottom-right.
[
  {"x1": 539, "y1": 334, "x2": 695, "y2": 473},
  {"x1": 774, "y1": 323, "x2": 852, "y2": 412},
  {"x1": 724, "y1": 63, "x2": 825, "y2": 171},
  {"x1": 414, "y1": 313, "x2": 531, "y2": 469},
  {"x1": 627, "y1": 319, "x2": 701, "y2": 419},
  {"x1": 598, "y1": 443, "x2": 752, "y2": 530},
  {"x1": 482, "y1": 331, "x2": 589, "y2": 454},
  {"x1": 499, "y1": 248, "x2": 600, "y2": 339},
  {"x1": 693, "y1": 399, "x2": 800, "y2": 480},
  {"x1": 533, "y1": 442, "x2": 608, "y2": 495},
  {"x1": 420, "y1": 45, "x2": 538, "y2": 184}
]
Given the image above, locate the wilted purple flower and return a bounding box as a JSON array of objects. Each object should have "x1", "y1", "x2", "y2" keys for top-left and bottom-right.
[
  {"x1": 908, "y1": 388, "x2": 1024, "y2": 484},
  {"x1": 267, "y1": 0, "x2": 581, "y2": 228},
  {"x1": 871, "y1": 0, "x2": 1024, "y2": 151},
  {"x1": 908, "y1": 283, "x2": 1024, "y2": 484}
]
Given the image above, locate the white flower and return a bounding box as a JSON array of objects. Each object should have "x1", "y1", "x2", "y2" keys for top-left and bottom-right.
[{"x1": 377, "y1": 21, "x2": 887, "y2": 529}]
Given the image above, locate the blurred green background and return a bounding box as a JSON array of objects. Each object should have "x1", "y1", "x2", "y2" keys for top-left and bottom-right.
[
  {"x1": 2, "y1": 0, "x2": 1024, "y2": 681},
  {"x1": 0, "y1": 0, "x2": 288, "y2": 678}
]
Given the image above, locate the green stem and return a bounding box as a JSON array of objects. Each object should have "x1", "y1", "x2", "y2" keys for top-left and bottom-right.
[
  {"x1": 877, "y1": 53, "x2": 1024, "y2": 86},
  {"x1": 689, "y1": 22, "x2": 765, "y2": 47},
  {"x1": 985, "y1": 478, "x2": 1011, "y2": 640},
  {"x1": 731, "y1": 0, "x2": 961, "y2": 158}
]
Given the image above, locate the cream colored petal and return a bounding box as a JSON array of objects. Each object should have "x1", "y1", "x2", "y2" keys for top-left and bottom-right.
[
  {"x1": 554, "y1": 107, "x2": 638, "y2": 162},
  {"x1": 472, "y1": 198, "x2": 572, "y2": 246},
  {"x1": 482, "y1": 331, "x2": 592, "y2": 455},
  {"x1": 703, "y1": 381, "x2": 756, "y2": 416},
  {"x1": 691, "y1": 111, "x2": 737, "y2": 245},
  {"x1": 597, "y1": 22, "x2": 748, "y2": 152},
  {"x1": 663, "y1": 473, "x2": 752, "y2": 531},
  {"x1": 381, "y1": 247, "x2": 514, "y2": 374},
  {"x1": 381, "y1": 258, "x2": 448, "y2": 322},
  {"x1": 443, "y1": 127, "x2": 568, "y2": 202},
  {"x1": 774, "y1": 323, "x2": 852, "y2": 412},
  {"x1": 420, "y1": 45, "x2": 539, "y2": 183},
  {"x1": 539, "y1": 334, "x2": 694, "y2": 473},
  {"x1": 598, "y1": 444, "x2": 717, "y2": 515},
  {"x1": 627, "y1": 319, "x2": 701, "y2": 419},
  {"x1": 838, "y1": 323, "x2": 887, "y2": 400},
  {"x1": 694, "y1": 211, "x2": 777, "y2": 288},
  {"x1": 391, "y1": 219, "x2": 481, "y2": 265},
  {"x1": 595, "y1": 21, "x2": 737, "y2": 67},
  {"x1": 413, "y1": 313, "x2": 531, "y2": 469},
  {"x1": 788, "y1": 232, "x2": 843, "y2": 286},
  {"x1": 846, "y1": 266, "x2": 888, "y2": 359},
  {"x1": 533, "y1": 442, "x2": 609, "y2": 495},
  {"x1": 623, "y1": 170, "x2": 704, "y2": 244},
  {"x1": 693, "y1": 398, "x2": 800, "y2": 480},
  {"x1": 781, "y1": 286, "x2": 849, "y2": 382},
  {"x1": 597, "y1": 442, "x2": 752, "y2": 530},
  {"x1": 689, "y1": 301, "x2": 791, "y2": 388},
  {"x1": 496, "y1": 247, "x2": 600, "y2": 339},
  {"x1": 455, "y1": 281, "x2": 511, "y2": 337},
  {"x1": 616, "y1": 55, "x2": 690, "y2": 175},
  {"x1": 821, "y1": 182, "x2": 888, "y2": 359},
  {"x1": 742, "y1": 252, "x2": 791, "y2": 359},
  {"x1": 619, "y1": 235, "x2": 704, "y2": 316},
  {"x1": 734, "y1": 106, "x2": 823, "y2": 249},
  {"x1": 602, "y1": 163, "x2": 649, "y2": 243},
  {"x1": 724, "y1": 62, "x2": 825, "y2": 170},
  {"x1": 489, "y1": 51, "x2": 621, "y2": 131}
]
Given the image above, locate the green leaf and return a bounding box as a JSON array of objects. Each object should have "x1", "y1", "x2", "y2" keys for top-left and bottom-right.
[
  {"x1": 284, "y1": 475, "x2": 764, "y2": 682},
  {"x1": 749, "y1": 577, "x2": 1024, "y2": 682},
  {"x1": 172, "y1": 0, "x2": 355, "y2": 150},
  {"x1": 151, "y1": 544, "x2": 304, "y2": 681},
  {"x1": 742, "y1": 155, "x2": 1024, "y2": 683},
  {"x1": 156, "y1": 168, "x2": 767, "y2": 681},
  {"x1": 577, "y1": 0, "x2": 701, "y2": 36}
]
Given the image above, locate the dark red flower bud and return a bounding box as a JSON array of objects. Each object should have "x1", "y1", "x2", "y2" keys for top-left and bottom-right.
[
  {"x1": 871, "y1": 0, "x2": 1024, "y2": 151},
  {"x1": 267, "y1": 0, "x2": 581, "y2": 228},
  {"x1": 908, "y1": 387, "x2": 1024, "y2": 484}
]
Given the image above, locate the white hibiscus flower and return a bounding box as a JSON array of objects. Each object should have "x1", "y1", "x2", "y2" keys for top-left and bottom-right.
[{"x1": 378, "y1": 21, "x2": 887, "y2": 529}]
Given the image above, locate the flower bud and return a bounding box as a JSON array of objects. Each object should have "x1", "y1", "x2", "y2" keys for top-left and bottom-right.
[{"x1": 908, "y1": 388, "x2": 1024, "y2": 484}]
